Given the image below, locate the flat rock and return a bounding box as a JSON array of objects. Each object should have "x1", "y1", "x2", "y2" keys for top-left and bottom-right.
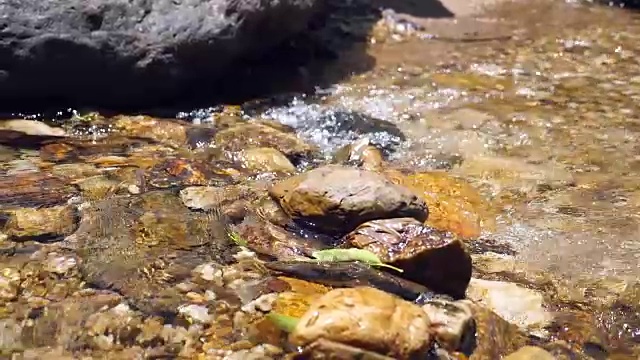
[
  {"x1": 0, "y1": 0, "x2": 323, "y2": 108},
  {"x1": 0, "y1": 173, "x2": 79, "y2": 209},
  {"x1": 269, "y1": 165, "x2": 428, "y2": 235}
]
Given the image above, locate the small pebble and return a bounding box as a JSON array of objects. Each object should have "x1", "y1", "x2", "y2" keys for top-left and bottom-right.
[
  {"x1": 44, "y1": 254, "x2": 77, "y2": 274},
  {"x1": 233, "y1": 248, "x2": 257, "y2": 261},
  {"x1": 240, "y1": 293, "x2": 277, "y2": 313},
  {"x1": 194, "y1": 263, "x2": 219, "y2": 282},
  {"x1": 178, "y1": 304, "x2": 212, "y2": 324},
  {"x1": 204, "y1": 290, "x2": 217, "y2": 302}
]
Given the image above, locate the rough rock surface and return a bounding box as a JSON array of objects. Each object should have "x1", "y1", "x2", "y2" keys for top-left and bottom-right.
[
  {"x1": 0, "y1": 0, "x2": 322, "y2": 108},
  {"x1": 421, "y1": 299, "x2": 475, "y2": 354},
  {"x1": 289, "y1": 287, "x2": 433, "y2": 359},
  {"x1": 269, "y1": 165, "x2": 429, "y2": 235},
  {"x1": 345, "y1": 217, "x2": 472, "y2": 299}
]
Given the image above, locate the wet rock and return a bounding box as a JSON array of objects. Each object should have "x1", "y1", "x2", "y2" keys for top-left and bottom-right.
[
  {"x1": 295, "y1": 339, "x2": 398, "y2": 360},
  {"x1": 466, "y1": 278, "x2": 552, "y2": 332},
  {"x1": 44, "y1": 253, "x2": 78, "y2": 275},
  {"x1": 597, "y1": 283, "x2": 640, "y2": 355},
  {"x1": 345, "y1": 218, "x2": 472, "y2": 298},
  {"x1": 178, "y1": 304, "x2": 212, "y2": 325},
  {"x1": 180, "y1": 185, "x2": 257, "y2": 211},
  {"x1": 270, "y1": 165, "x2": 428, "y2": 235},
  {"x1": 0, "y1": 173, "x2": 79, "y2": 209},
  {"x1": 1, "y1": 205, "x2": 78, "y2": 241},
  {"x1": 541, "y1": 341, "x2": 594, "y2": 360},
  {"x1": 5, "y1": 159, "x2": 40, "y2": 176},
  {"x1": 112, "y1": 115, "x2": 191, "y2": 148},
  {"x1": 270, "y1": 277, "x2": 330, "y2": 319},
  {"x1": 468, "y1": 303, "x2": 529, "y2": 359},
  {"x1": 384, "y1": 170, "x2": 495, "y2": 239},
  {"x1": 51, "y1": 163, "x2": 101, "y2": 181},
  {"x1": 470, "y1": 253, "x2": 556, "y2": 293},
  {"x1": 421, "y1": 299, "x2": 475, "y2": 354},
  {"x1": 233, "y1": 216, "x2": 325, "y2": 260},
  {"x1": 332, "y1": 138, "x2": 385, "y2": 171},
  {"x1": 254, "y1": 196, "x2": 292, "y2": 227},
  {"x1": 503, "y1": 346, "x2": 555, "y2": 360},
  {"x1": 20, "y1": 291, "x2": 124, "y2": 349},
  {"x1": 145, "y1": 157, "x2": 237, "y2": 189},
  {"x1": 0, "y1": 267, "x2": 21, "y2": 301},
  {"x1": 76, "y1": 175, "x2": 121, "y2": 201},
  {"x1": 238, "y1": 147, "x2": 297, "y2": 174},
  {"x1": 0, "y1": 318, "x2": 23, "y2": 354},
  {"x1": 39, "y1": 137, "x2": 150, "y2": 164},
  {"x1": 242, "y1": 293, "x2": 278, "y2": 313},
  {"x1": 289, "y1": 287, "x2": 433, "y2": 359},
  {"x1": 215, "y1": 122, "x2": 317, "y2": 159},
  {"x1": 265, "y1": 260, "x2": 438, "y2": 303},
  {"x1": 0, "y1": 0, "x2": 325, "y2": 108},
  {"x1": 0, "y1": 234, "x2": 16, "y2": 256},
  {"x1": 70, "y1": 191, "x2": 238, "y2": 315},
  {"x1": 0, "y1": 145, "x2": 18, "y2": 162},
  {"x1": 0, "y1": 119, "x2": 65, "y2": 137},
  {"x1": 545, "y1": 310, "x2": 610, "y2": 357}
]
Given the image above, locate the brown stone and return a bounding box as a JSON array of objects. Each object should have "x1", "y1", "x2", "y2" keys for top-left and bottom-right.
[
  {"x1": 270, "y1": 165, "x2": 428, "y2": 235},
  {"x1": 290, "y1": 287, "x2": 433, "y2": 359},
  {"x1": 345, "y1": 217, "x2": 471, "y2": 298}
]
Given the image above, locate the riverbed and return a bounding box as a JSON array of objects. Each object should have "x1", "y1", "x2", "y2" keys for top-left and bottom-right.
[{"x1": 0, "y1": 0, "x2": 639, "y2": 358}]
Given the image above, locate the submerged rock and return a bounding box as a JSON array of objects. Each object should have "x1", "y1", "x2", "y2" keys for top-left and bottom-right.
[
  {"x1": 345, "y1": 217, "x2": 472, "y2": 299},
  {"x1": 289, "y1": 287, "x2": 433, "y2": 359},
  {"x1": 0, "y1": 0, "x2": 324, "y2": 107},
  {"x1": 69, "y1": 191, "x2": 238, "y2": 315},
  {"x1": 468, "y1": 303, "x2": 530, "y2": 359},
  {"x1": 466, "y1": 278, "x2": 553, "y2": 332},
  {"x1": 1, "y1": 205, "x2": 78, "y2": 241},
  {"x1": 111, "y1": 115, "x2": 194, "y2": 148},
  {"x1": 269, "y1": 165, "x2": 428, "y2": 235},
  {"x1": 215, "y1": 122, "x2": 317, "y2": 160},
  {"x1": 238, "y1": 147, "x2": 297, "y2": 174},
  {"x1": 0, "y1": 173, "x2": 79, "y2": 209},
  {"x1": 384, "y1": 170, "x2": 496, "y2": 239},
  {"x1": 144, "y1": 157, "x2": 238, "y2": 189},
  {"x1": 421, "y1": 299, "x2": 476, "y2": 354},
  {"x1": 503, "y1": 346, "x2": 555, "y2": 360}
]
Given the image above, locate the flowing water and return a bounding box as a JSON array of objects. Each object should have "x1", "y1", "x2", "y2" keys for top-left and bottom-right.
[
  {"x1": 2, "y1": 0, "x2": 640, "y2": 357},
  {"x1": 237, "y1": 0, "x2": 640, "y2": 284}
]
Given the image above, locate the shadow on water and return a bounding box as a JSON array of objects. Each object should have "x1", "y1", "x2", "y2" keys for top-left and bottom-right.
[{"x1": 0, "y1": 0, "x2": 455, "y2": 118}]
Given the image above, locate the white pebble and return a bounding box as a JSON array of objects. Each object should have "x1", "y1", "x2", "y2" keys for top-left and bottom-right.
[{"x1": 178, "y1": 304, "x2": 211, "y2": 324}]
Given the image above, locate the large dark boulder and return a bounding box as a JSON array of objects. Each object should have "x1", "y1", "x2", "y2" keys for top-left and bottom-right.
[{"x1": 0, "y1": 0, "x2": 322, "y2": 108}]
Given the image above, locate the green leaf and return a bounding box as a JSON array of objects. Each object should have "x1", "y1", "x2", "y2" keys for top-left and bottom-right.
[
  {"x1": 228, "y1": 231, "x2": 247, "y2": 247},
  {"x1": 266, "y1": 312, "x2": 300, "y2": 333},
  {"x1": 311, "y1": 248, "x2": 404, "y2": 273}
]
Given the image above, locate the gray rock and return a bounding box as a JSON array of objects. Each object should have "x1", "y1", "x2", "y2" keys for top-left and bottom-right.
[
  {"x1": 269, "y1": 165, "x2": 429, "y2": 235},
  {"x1": 0, "y1": 0, "x2": 322, "y2": 107}
]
